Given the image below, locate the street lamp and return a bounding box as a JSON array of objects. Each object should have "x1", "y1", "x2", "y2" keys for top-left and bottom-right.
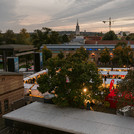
[{"x1": 83, "y1": 88, "x2": 87, "y2": 93}]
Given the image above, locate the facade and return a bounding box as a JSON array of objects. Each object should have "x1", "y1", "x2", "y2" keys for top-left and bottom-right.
[
  {"x1": 75, "y1": 20, "x2": 80, "y2": 35},
  {"x1": 42, "y1": 44, "x2": 134, "y2": 63},
  {"x1": 0, "y1": 72, "x2": 24, "y2": 116},
  {"x1": 69, "y1": 36, "x2": 85, "y2": 45}
]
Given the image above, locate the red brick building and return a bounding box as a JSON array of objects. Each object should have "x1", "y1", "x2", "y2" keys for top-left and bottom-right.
[
  {"x1": 84, "y1": 36, "x2": 102, "y2": 41},
  {"x1": 85, "y1": 40, "x2": 134, "y2": 45}
]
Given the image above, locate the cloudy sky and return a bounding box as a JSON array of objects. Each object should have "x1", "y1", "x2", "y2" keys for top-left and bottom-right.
[{"x1": 0, "y1": 0, "x2": 134, "y2": 33}]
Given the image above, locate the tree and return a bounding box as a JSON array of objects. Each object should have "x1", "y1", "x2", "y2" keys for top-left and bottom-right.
[
  {"x1": 62, "y1": 34, "x2": 69, "y2": 43},
  {"x1": 4, "y1": 29, "x2": 16, "y2": 44},
  {"x1": 37, "y1": 51, "x2": 102, "y2": 107},
  {"x1": 16, "y1": 28, "x2": 31, "y2": 45},
  {"x1": 116, "y1": 70, "x2": 134, "y2": 108},
  {"x1": 41, "y1": 27, "x2": 52, "y2": 44},
  {"x1": 112, "y1": 45, "x2": 123, "y2": 66},
  {"x1": 32, "y1": 27, "x2": 52, "y2": 49},
  {"x1": 57, "y1": 51, "x2": 64, "y2": 59},
  {"x1": 123, "y1": 32, "x2": 127, "y2": 36},
  {"x1": 126, "y1": 33, "x2": 134, "y2": 40},
  {"x1": 102, "y1": 31, "x2": 118, "y2": 40},
  {"x1": 0, "y1": 31, "x2": 3, "y2": 45},
  {"x1": 100, "y1": 48, "x2": 110, "y2": 65},
  {"x1": 112, "y1": 42, "x2": 133, "y2": 66},
  {"x1": 31, "y1": 27, "x2": 72, "y2": 49},
  {"x1": 68, "y1": 33, "x2": 75, "y2": 41},
  {"x1": 42, "y1": 46, "x2": 52, "y2": 62},
  {"x1": 32, "y1": 27, "x2": 68, "y2": 49},
  {"x1": 126, "y1": 36, "x2": 130, "y2": 41},
  {"x1": 74, "y1": 46, "x2": 88, "y2": 61},
  {"x1": 49, "y1": 31, "x2": 61, "y2": 44}
]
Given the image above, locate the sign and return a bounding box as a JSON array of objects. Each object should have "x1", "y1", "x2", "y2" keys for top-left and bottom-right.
[
  {"x1": 14, "y1": 57, "x2": 19, "y2": 72},
  {"x1": 40, "y1": 52, "x2": 43, "y2": 70}
]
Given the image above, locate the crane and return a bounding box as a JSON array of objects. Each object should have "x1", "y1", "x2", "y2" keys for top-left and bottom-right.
[{"x1": 103, "y1": 17, "x2": 114, "y2": 31}]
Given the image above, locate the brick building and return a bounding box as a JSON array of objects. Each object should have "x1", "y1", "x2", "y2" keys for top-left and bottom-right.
[
  {"x1": 84, "y1": 36, "x2": 102, "y2": 41},
  {"x1": 0, "y1": 72, "x2": 24, "y2": 116},
  {"x1": 85, "y1": 40, "x2": 134, "y2": 45}
]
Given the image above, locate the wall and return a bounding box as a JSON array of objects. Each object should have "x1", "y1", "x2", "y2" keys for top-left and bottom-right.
[{"x1": 0, "y1": 74, "x2": 24, "y2": 116}]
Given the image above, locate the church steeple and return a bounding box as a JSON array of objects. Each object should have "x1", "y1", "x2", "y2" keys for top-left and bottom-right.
[
  {"x1": 77, "y1": 19, "x2": 79, "y2": 26},
  {"x1": 76, "y1": 19, "x2": 80, "y2": 35}
]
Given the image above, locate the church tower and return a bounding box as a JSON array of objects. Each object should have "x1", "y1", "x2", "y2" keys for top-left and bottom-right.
[{"x1": 75, "y1": 19, "x2": 80, "y2": 35}]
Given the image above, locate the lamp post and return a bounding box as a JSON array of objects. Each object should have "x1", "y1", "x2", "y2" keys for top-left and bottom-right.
[{"x1": 83, "y1": 88, "x2": 87, "y2": 93}]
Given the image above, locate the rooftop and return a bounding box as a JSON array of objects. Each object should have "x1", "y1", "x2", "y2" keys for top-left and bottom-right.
[
  {"x1": 0, "y1": 44, "x2": 36, "y2": 52},
  {"x1": 0, "y1": 71, "x2": 23, "y2": 76},
  {"x1": 3, "y1": 102, "x2": 134, "y2": 134},
  {"x1": 42, "y1": 44, "x2": 134, "y2": 49}
]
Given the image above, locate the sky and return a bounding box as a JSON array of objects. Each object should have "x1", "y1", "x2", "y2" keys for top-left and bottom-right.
[{"x1": 0, "y1": 0, "x2": 134, "y2": 33}]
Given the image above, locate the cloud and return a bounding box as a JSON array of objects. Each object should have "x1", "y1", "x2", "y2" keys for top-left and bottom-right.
[
  {"x1": 53, "y1": 0, "x2": 113, "y2": 20},
  {"x1": 19, "y1": 15, "x2": 51, "y2": 26},
  {"x1": 0, "y1": 0, "x2": 20, "y2": 32},
  {"x1": 36, "y1": 0, "x2": 134, "y2": 33},
  {"x1": 1, "y1": 0, "x2": 134, "y2": 33},
  {"x1": 0, "y1": 0, "x2": 17, "y2": 22}
]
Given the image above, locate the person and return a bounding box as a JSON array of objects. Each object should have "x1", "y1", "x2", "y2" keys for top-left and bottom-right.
[
  {"x1": 33, "y1": 78, "x2": 35, "y2": 83},
  {"x1": 90, "y1": 101, "x2": 94, "y2": 107},
  {"x1": 104, "y1": 76, "x2": 107, "y2": 81},
  {"x1": 87, "y1": 102, "x2": 90, "y2": 110},
  {"x1": 107, "y1": 71, "x2": 110, "y2": 78}
]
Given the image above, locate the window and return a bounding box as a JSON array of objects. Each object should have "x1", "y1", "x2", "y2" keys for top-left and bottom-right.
[
  {"x1": 0, "y1": 101, "x2": 2, "y2": 114},
  {"x1": 4, "y1": 99, "x2": 9, "y2": 112},
  {"x1": 0, "y1": 77, "x2": 5, "y2": 82}
]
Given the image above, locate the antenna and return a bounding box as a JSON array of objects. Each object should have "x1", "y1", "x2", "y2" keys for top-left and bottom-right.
[{"x1": 102, "y1": 17, "x2": 114, "y2": 31}]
